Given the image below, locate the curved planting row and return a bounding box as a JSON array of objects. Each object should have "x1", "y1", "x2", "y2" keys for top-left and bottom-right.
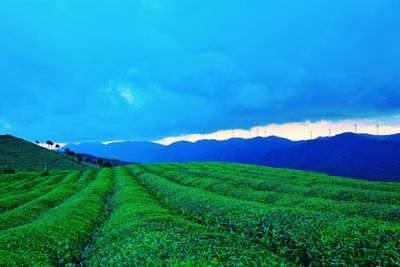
[
  {"x1": 0, "y1": 171, "x2": 66, "y2": 197},
  {"x1": 190, "y1": 162, "x2": 400, "y2": 192},
  {"x1": 145, "y1": 165, "x2": 400, "y2": 222},
  {"x1": 133, "y1": 165, "x2": 400, "y2": 266},
  {"x1": 0, "y1": 171, "x2": 47, "y2": 187},
  {"x1": 158, "y1": 163, "x2": 400, "y2": 205},
  {"x1": 86, "y1": 166, "x2": 280, "y2": 266},
  {"x1": 0, "y1": 168, "x2": 113, "y2": 266},
  {"x1": 0, "y1": 170, "x2": 97, "y2": 230},
  {"x1": 0, "y1": 172, "x2": 68, "y2": 212}
]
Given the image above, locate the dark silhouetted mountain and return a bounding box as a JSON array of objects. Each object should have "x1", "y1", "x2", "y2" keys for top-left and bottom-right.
[
  {"x1": 63, "y1": 132, "x2": 400, "y2": 181},
  {"x1": 64, "y1": 136, "x2": 299, "y2": 164},
  {"x1": 360, "y1": 133, "x2": 400, "y2": 142},
  {"x1": 160, "y1": 136, "x2": 300, "y2": 163},
  {"x1": 264, "y1": 133, "x2": 400, "y2": 182}
]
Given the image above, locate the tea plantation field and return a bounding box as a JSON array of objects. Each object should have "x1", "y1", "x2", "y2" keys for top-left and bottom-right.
[{"x1": 0, "y1": 162, "x2": 399, "y2": 266}]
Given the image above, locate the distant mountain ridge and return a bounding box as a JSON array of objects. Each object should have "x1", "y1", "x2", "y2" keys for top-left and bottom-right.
[
  {"x1": 264, "y1": 133, "x2": 400, "y2": 182},
  {"x1": 64, "y1": 132, "x2": 400, "y2": 182},
  {"x1": 65, "y1": 136, "x2": 300, "y2": 164}
]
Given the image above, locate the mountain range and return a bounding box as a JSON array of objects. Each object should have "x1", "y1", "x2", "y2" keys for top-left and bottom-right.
[{"x1": 63, "y1": 133, "x2": 400, "y2": 182}]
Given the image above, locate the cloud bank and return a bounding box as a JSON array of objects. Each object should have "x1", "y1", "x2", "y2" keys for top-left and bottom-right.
[{"x1": 0, "y1": 0, "x2": 399, "y2": 142}]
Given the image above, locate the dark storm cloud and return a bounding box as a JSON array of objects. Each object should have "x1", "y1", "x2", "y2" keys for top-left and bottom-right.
[{"x1": 0, "y1": 0, "x2": 399, "y2": 142}]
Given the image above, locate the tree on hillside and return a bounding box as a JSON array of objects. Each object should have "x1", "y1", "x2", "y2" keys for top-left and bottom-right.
[
  {"x1": 55, "y1": 144, "x2": 60, "y2": 152},
  {"x1": 65, "y1": 148, "x2": 72, "y2": 158},
  {"x1": 103, "y1": 161, "x2": 112, "y2": 168},
  {"x1": 46, "y1": 140, "x2": 54, "y2": 150},
  {"x1": 97, "y1": 158, "x2": 103, "y2": 168},
  {"x1": 35, "y1": 140, "x2": 40, "y2": 144},
  {"x1": 76, "y1": 153, "x2": 83, "y2": 163},
  {"x1": 65, "y1": 149, "x2": 75, "y2": 159}
]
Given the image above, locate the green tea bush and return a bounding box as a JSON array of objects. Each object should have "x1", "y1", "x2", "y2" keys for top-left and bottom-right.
[
  {"x1": 86, "y1": 166, "x2": 281, "y2": 266},
  {"x1": 0, "y1": 168, "x2": 112, "y2": 266},
  {"x1": 0, "y1": 173, "x2": 67, "y2": 212},
  {"x1": 134, "y1": 166, "x2": 400, "y2": 266},
  {"x1": 0, "y1": 171, "x2": 65, "y2": 197},
  {"x1": 151, "y1": 166, "x2": 400, "y2": 222},
  {"x1": 0, "y1": 170, "x2": 97, "y2": 230}
]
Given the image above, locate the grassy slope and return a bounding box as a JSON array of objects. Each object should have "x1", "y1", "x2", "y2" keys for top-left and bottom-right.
[{"x1": 0, "y1": 135, "x2": 93, "y2": 172}]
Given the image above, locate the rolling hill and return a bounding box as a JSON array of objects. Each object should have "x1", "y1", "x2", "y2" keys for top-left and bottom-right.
[
  {"x1": 64, "y1": 133, "x2": 400, "y2": 181},
  {"x1": 0, "y1": 135, "x2": 91, "y2": 172}
]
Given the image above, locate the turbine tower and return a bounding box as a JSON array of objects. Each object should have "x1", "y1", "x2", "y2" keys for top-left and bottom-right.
[
  {"x1": 310, "y1": 131, "x2": 313, "y2": 140},
  {"x1": 354, "y1": 123, "x2": 357, "y2": 134},
  {"x1": 329, "y1": 128, "x2": 331, "y2": 137},
  {"x1": 376, "y1": 122, "x2": 379, "y2": 136}
]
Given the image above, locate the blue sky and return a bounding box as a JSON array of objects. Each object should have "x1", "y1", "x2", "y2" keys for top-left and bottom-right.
[{"x1": 1, "y1": 0, "x2": 400, "y2": 142}]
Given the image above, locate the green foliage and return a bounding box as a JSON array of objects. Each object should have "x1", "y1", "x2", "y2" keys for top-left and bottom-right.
[
  {"x1": 0, "y1": 173, "x2": 67, "y2": 212},
  {"x1": 0, "y1": 170, "x2": 96, "y2": 230},
  {"x1": 0, "y1": 168, "x2": 113, "y2": 266},
  {"x1": 0, "y1": 163, "x2": 399, "y2": 266},
  {"x1": 86, "y1": 166, "x2": 280, "y2": 266},
  {"x1": 132, "y1": 163, "x2": 400, "y2": 266},
  {"x1": 41, "y1": 170, "x2": 50, "y2": 176},
  {"x1": 0, "y1": 135, "x2": 93, "y2": 172},
  {"x1": 0, "y1": 171, "x2": 65, "y2": 197},
  {"x1": 0, "y1": 167, "x2": 15, "y2": 174}
]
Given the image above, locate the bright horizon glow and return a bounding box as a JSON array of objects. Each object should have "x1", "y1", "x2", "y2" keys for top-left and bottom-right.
[
  {"x1": 154, "y1": 115, "x2": 400, "y2": 145},
  {"x1": 37, "y1": 115, "x2": 400, "y2": 148}
]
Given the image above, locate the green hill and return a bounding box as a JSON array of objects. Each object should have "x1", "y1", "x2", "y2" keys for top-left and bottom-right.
[
  {"x1": 0, "y1": 135, "x2": 92, "y2": 172},
  {"x1": 0, "y1": 162, "x2": 398, "y2": 266}
]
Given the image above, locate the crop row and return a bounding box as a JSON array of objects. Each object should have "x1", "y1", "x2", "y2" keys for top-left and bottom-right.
[
  {"x1": 0, "y1": 170, "x2": 97, "y2": 230},
  {"x1": 0, "y1": 171, "x2": 66, "y2": 197},
  {"x1": 189, "y1": 162, "x2": 400, "y2": 192},
  {"x1": 133, "y1": 165, "x2": 400, "y2": 266},
  {"x1": 156, "y1": 163, "x2": 400, "y2": 205},
  {"x1": 0, "y1": 171, "x2": 48, "y2": 186},
  {"x1": 86, "y1": 166, "x2": 282, "y2": 266},
  {"x1": 144, "y1": 164, "x2": 400, "y2": 222},
  {"x1": 0, "y1": 168, "x2": 113, "y2": 266},
  {"x1": 0, "y1": 172, "x2": 68, "y2": 212}
]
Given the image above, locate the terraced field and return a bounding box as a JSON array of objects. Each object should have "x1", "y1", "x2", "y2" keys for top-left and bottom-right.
[{"x1": 0, "y1": 162, "x2": 399, "y2": 266}]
